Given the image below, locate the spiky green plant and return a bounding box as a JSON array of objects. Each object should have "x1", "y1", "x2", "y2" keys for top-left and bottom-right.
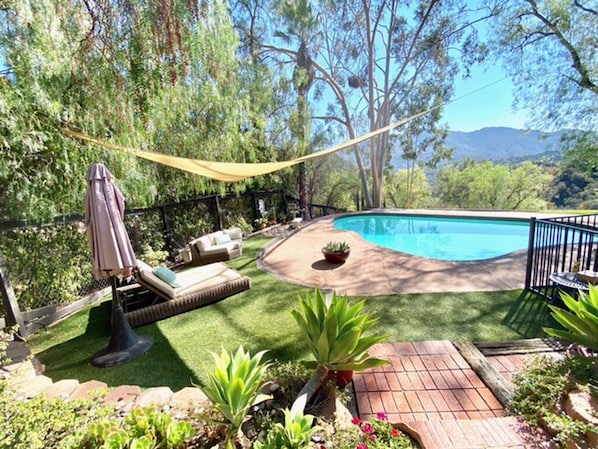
[
  {"x1": 200, "y1": 346, "x2": 272, "y2": 449},
  {"x1": 291, "y1": 288, "x2": 389, "y2": 372},
  {"x1": 323, "y1": 241, "x2": 350, "y2": 253},
  {"x1": 254, "y1": 408, "x2": 319, "y2": 449},
  {"x1": 544, "y1": 283, "x2": 598, "y2": 351}
]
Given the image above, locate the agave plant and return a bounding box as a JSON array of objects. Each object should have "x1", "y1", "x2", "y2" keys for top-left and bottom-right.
[
  {"x1": 254, "y1": 408, "x2": 319, "y2": 449},
  {"x1": 200, "y1": 346, "x2": 272, "y2": 449},
  {"x1": 291, "y1": 288, "x2": 389, "y2": 372},
  {"x1": 543, "y1": 284, "x2": 598, "y2": 352},
  {"x1": 323, "y1": 241, "x2": 350, "y2": 253}
]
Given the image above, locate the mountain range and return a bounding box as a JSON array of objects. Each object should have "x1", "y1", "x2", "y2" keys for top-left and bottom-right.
[{"x1": 391, "y1": 126, "x2": 565, "y2": 168}]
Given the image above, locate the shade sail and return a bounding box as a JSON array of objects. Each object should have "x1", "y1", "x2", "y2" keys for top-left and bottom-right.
[{"x1": 65, "y1": 108, "x2": 431, "y2": 182}]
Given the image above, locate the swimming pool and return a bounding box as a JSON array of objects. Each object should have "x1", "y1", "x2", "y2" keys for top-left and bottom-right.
[{"x1": 334, "y1": 214, "x2": 530, "y2": 261}]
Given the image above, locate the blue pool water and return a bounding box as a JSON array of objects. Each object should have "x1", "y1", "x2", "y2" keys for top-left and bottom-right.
[{"x1": 334, "y1": 214, "x2": 530, "y2": 261}]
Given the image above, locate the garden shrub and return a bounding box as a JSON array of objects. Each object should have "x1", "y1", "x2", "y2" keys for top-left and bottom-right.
[
  {"x1": 0, "y1": 224, "x2": 93, "y2": 310},
  {"x1": 508, "y1": 354, "x2": 596, "y2": 448},
  {"x1": 0, "y1": 382, "x2": 110, "y2": 449}
]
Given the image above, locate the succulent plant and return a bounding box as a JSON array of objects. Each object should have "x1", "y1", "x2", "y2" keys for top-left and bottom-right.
[
  {"x1": 291, "y1": 288, "x2": 389, "y2": 372},
  {"x1": 323, "y1": 241, "x2": 350, "y2": 253}
]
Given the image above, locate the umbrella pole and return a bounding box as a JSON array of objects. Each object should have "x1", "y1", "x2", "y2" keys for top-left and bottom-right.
[{"x1": 91, "y1": 276, "x2": 153, "y2": 368}]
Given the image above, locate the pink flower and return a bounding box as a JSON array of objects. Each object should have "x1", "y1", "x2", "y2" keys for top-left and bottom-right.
[
  {"x1": 356, "y1": 444, "x2": 368, "y2": 449},
  {"x1": 360, "y1": 422, "x2": 376, "y2": 435},
  {"x1": 351, "y1": 417, "x2": 361, "y2": 425},
  {"x1": 376, "y1": 412, "x2": 387, "y2": 421},
  {"x1": 391, "y1": 428, "x2": 401, "y2": 438}
]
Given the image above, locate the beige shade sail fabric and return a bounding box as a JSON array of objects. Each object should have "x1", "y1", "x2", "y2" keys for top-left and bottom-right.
[
  {"x1": 65, "y1": 109, "x2": 432, "y2": 182},
  {"x1": 85, "y1": 163, "x2": 137, "y2": 280}
]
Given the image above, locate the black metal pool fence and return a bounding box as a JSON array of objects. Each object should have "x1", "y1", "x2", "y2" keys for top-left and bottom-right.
[{"x1": 525, "y1": 214, "x2": 598, "y2": 300}]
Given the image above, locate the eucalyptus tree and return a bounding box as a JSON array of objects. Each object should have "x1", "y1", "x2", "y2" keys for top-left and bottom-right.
[
  {"x1": 277, "y1": 0, "x2": 318, "y2": 220},
  {"x1": 317, "y1": 0, "x2": 498, "y2": 208},
  {"x1": 489, "y1": 1, "x2": 597, "y2": 202},
  {"x1": 489, "y1": 0, "x2": 598, "y2": 130},
  {"x1": 0, "y1": 0, "x2": 256, "y2": 221},
  {"x1": 236, "y1": 1, "x2": 493, "y2": 209}
]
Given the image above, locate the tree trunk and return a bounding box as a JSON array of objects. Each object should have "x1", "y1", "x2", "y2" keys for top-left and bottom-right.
[{"x1": 290, "y1": 365, "x2": 328, "y2": 419}]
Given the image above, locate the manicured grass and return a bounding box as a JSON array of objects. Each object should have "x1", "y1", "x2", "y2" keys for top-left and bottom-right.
[{"x1": 28, "y1": 237, "x2": 555, "y2": 391}]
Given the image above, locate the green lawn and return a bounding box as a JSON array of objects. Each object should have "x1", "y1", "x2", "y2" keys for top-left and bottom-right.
[{"x1": 28, "y1": 237, "x2": 555, "y2": 391}]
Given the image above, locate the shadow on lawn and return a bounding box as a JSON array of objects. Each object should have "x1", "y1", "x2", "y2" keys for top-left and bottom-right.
[
  {"x1": 501, "y1": 290, "x2": 559, "y2": 338},
  {"x1": 36, "y1": 300, "x2": 200, "y2": 391}
]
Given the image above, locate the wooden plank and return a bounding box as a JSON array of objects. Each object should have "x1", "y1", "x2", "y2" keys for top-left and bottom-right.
[
  {"x1": 22, "y1": 288, "x2": 110, "y2": 334},
  {"x1": 454, "y1": 341, "x2": 513, "y2": 407},
  {"x1": 475, "y1": 338, "x2": 568, "y2": 356}
]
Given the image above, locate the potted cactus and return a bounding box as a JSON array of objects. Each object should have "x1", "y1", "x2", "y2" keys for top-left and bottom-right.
[{"x1": 322, "y1": 241, "x2": 351, "y2": 263}]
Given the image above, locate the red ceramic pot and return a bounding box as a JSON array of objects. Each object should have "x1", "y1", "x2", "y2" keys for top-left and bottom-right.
[
  {"x1": 322, "y1": 248, "x2": 350, "y2": 263},
  {"x1": 327, "y1": 369, "x2": 353, "y2": 388}
]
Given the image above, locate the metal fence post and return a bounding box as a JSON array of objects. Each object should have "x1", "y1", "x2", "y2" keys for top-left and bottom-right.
[{"x1": 524, "y1": 217, "x2": 536, "y2": 291}]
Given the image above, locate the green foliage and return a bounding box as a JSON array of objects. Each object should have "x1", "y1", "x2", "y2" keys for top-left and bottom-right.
[
  {"x1": 254, "y1": 408, "x2": 319, "y2": 449},
  {"x1": 307, "y1": 154, "x2": 360, "y2": 212},
  {"x1": 166, "y1": 205, "x2": 213, "y2": 247},
  {"x1": 0, "y1": 0, "x2": 264, "y2": 223},
  {"x1": 0, "y1": 326, "x2": 17, "y2": 366},
  {"x1": 513, "y1": 356, "x2": 598, "y2": 449},
  {"x1": 323, "y1": 241, "x2": 350, "y2": 253},
  {"x1": 436, "y1": 160, "x2": 552, "y2": 210},
  {"x1": 200, "y1": 346, "x2": 272, "y2": 448},
  {"x1": 489, "y1": 1, "x2": 597, "y2": 130},
  {"x1": 0, "y1": 382, "x2": 111, "y2": 449},
  {"x1": 291, "y1": 288, "x2": 389, "y2": 372},
  {"x1": 329, "y1": 413, "x2": 415, "y2": 449},
  {"x1": 0, "y1": 223, "x2": 93, "y2": 310},
  {"x1": 384, "y1": 167, "x2": 433, "y2": 209},
  {"x1": 543, "y1": 412, "x2": 591, "y2": 449},
  {"x1": 62, "y1": 405, "x2": 195, "y2": 449},
  {"x1": 265, "y1": 361, "x2": 312, "y2": 405},
  {"x1": 508, "y1": 355, "x2": 593, "y2": 424},
  {"x1": 544, "y1": 284, "x2": 598, "y2": 350}
]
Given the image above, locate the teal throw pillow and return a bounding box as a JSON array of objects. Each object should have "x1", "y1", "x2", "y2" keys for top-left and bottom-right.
[{"x1": 153, "y1": 266, "x2": 181, "y2": 288}]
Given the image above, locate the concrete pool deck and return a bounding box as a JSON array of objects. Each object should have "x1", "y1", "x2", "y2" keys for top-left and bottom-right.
[{"x1": 259, "y1": 209, "x2": 563, "y2": 296}]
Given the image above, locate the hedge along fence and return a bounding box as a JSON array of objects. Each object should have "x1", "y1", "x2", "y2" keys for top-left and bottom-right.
[{"x1": 0, "y1": 190, "x2": 344, "y2": 338}]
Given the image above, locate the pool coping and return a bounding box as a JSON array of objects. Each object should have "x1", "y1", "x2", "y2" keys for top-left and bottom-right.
[{"x1": 259, "y1": 209, "x2": 565, "y2": 296}]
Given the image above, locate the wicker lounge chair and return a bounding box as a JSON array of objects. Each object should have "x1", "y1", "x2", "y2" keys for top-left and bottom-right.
[{"x1": 121, "y1": 260, "x2": 251, "y2": 327}]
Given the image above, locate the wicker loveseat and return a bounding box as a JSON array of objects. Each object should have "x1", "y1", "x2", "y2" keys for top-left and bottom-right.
[{"x1": 184, "y1": 228, "x2": 243, "y2": 266}]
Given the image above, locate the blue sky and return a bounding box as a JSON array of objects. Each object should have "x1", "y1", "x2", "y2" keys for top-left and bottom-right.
[{"x1": 441, "y1": 62, "x2": 530, "y2": 133}]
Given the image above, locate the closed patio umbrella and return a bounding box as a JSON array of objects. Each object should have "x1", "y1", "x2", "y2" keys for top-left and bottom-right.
[{"x1": 85, "y1": 163, "x2": 152, "y2": 367}]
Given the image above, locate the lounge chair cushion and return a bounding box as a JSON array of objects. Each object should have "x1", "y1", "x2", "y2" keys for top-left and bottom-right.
[
  {"x1": 136, "y1": 259, "x2": 245, "y2": 300},
  {"x1": 195, "y1": 235, "x2": 212, "y2": 253},
  {"x1": 209, "y1": 231, "x2": 225, "y2": 244},
  {"x1": 153, "y1": 266, "x2": 181, "y2": 288},
  {"x1": 214, "y1": 233, "x2": 232, "y2": 245},
  {"x1": 224, "y1": 228, "x2": 242, "y2": 240}
]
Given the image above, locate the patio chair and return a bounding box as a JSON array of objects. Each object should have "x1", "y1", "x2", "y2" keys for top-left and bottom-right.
[{"x1": 121, "y1": 260, "x2": 251, "y2": 327}]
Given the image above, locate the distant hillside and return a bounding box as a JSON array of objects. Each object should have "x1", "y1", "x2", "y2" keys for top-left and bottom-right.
[{"x1": 391, "y1": 127, "x2": 565, "y2": 168}]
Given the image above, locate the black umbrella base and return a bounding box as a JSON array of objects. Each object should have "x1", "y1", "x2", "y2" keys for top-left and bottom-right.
[
  {"x1": 91, "y1": 334, "x2": 153, "y2": 368},
  {"x1": 91, "y1": 301, "x2": 153, "y2": 368}
]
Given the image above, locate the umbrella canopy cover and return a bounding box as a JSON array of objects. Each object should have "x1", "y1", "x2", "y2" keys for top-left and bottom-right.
[{"x1": 85, "y1": 163, "x2": 137, "y2": 280}]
